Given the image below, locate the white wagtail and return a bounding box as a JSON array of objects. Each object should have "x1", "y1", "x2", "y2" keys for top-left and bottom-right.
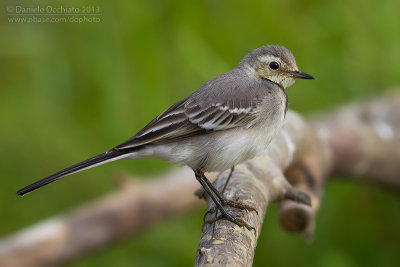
[{"x1": 17, "y1": 45, "x2": 314, "y2": 229}]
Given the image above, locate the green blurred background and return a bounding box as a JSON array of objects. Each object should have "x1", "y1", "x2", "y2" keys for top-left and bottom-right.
[{"x1": 1, "y1": 0, "x2": 400, "y2": 266}]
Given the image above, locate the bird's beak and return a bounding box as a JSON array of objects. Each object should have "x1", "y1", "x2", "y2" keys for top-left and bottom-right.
[{"x1": 291, "y1": 70, "x2": 315, "y2": 79}]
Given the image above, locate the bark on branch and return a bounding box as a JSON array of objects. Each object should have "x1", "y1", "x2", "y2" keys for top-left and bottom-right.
[{"x1": 1, "y1": 92, "x2": 400, "y2": 267}]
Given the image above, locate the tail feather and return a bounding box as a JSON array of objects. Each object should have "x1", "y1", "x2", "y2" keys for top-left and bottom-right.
[{"x1": 17, "y1": 150, "x2": 129, "y2": 196}]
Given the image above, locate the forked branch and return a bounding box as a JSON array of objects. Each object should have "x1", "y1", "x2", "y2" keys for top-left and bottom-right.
[{"x1": 1, "y1": 92, "x2": 400, "y2": 267}]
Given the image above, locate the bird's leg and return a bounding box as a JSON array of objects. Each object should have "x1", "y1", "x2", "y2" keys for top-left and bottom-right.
[
  {"x1": 201, "y1": 168, "x2": 257, "y2": 213},
  {"x1": 194, "y1": 170, "x2": 255, "y2": 231},
  {"x1": 203, "y1": 166, "x2": 235, "y2": 222},
  {"x1": 222, "y1": 166, "x2": 235, "y2": 193},
  {"x1": 200, "y1": 170, "x2": 230, "y2": 203},
  {"x1": 211, "y1": 166, "x2": 235, "y2": 235},
  {"x1": 221, "y1": 167, "x2": 257, "y2": 212}
]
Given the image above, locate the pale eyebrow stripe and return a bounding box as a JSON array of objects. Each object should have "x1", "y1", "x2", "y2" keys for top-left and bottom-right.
[{"x1": 257, "y1": 55, "x2": 281, "y2": 63}]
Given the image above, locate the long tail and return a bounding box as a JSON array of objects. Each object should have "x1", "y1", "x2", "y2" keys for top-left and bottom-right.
[{"x1": 16, "y1": 150, "x2": 130, "y2": 196}]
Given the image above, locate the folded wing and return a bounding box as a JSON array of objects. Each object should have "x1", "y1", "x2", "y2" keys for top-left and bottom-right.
[{"x1": 113, "y1": 97, "x2": 261, "y2": 150}]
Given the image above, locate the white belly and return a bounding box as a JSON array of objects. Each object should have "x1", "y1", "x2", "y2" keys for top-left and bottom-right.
[{"x1": 131, "y1": 116, "x2": 284, "y2": 172}]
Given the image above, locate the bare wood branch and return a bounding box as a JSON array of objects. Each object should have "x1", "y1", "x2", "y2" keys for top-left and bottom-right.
[
  {"x1": 0, "y1": 169, "x2": 216, "y2": 267},
  {"x1": 195, "y1": 112, "x2": 322, "y2": 266},
  {"x1": 1, "y1": 92, "x2": 400, "y2": 267},
  {"x1": 314, "y1": 94, "x2": 400, "y2": 190},
  {"x1": 196, "y1": 93, "x2": 400, "y2": 265}
]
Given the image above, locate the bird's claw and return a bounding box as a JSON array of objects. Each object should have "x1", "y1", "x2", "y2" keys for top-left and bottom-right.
[
  {"x1": 205, "y1": 213, "x2": 256, "y2": 232},
  {"x1": 203, "y1": 199, "x2": 257, "y2": 233},
  {"x1": 222, "y1": 198, "x2": 258, "y2": 214},
  {"x1": 203, "y1": 197, "x2": 257, "y2": 222}
]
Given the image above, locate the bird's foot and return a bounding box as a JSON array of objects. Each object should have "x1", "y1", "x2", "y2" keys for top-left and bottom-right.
[
  {"x1": 203, "y1": 198, "x2": 257, "y2": 232},
  {"x1": 195, "y1": 171, "x2": 256, "y2": 233},
  {"x1": 203, "y1": 197, "x2": 257, "y2": 225},
  {"x1": 221, "y1": 197, "x2": 258, "y2": 214},
  {"x1": 205, "y1": 212, "x2": 256, "y2": 232}
]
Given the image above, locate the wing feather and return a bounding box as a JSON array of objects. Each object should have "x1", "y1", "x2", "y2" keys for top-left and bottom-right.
[
  {"x1": 113, "y1": 95, "x2": 261, "y2": 150},
  {"x1": 114, "y1": 80, "x2": 261, "y2": 150}
]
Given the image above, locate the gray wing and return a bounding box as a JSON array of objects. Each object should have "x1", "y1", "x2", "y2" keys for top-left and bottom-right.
[
  {"x1": 113, "y1": 96, "x2": 262, "y2": 150},
  {"x1": 113, "y1": 68, "x2": 270, "y2": 151}
]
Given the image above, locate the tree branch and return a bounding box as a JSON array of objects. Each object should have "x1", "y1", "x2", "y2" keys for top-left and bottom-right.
[
  {"x1": 195, "y1": 112, "x2": 323, "y2": 266},
  {"x1": 1, "y1": 92, "x2": 400, "y2": 267},
  {"x1": 0, "y1": 169, "x2": 215, "y2": 267},
  {"x1": 196, "y1": 93, "x2": 400, "y2": 265}
]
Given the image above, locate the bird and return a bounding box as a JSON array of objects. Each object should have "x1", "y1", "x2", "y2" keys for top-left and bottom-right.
[{"x1": 17, "y1": 45, "x2": 314, "y2": 230}]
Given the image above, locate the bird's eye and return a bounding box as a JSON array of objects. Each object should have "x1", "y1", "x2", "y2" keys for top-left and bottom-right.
[{"x1": 269, "y1": 61, "x2": 280, "y2": 70}]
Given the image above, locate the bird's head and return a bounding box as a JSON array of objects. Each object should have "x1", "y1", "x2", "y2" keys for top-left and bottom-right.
[{"x1": 239, "y1": 45, "x2": 314, "y2": 88}]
